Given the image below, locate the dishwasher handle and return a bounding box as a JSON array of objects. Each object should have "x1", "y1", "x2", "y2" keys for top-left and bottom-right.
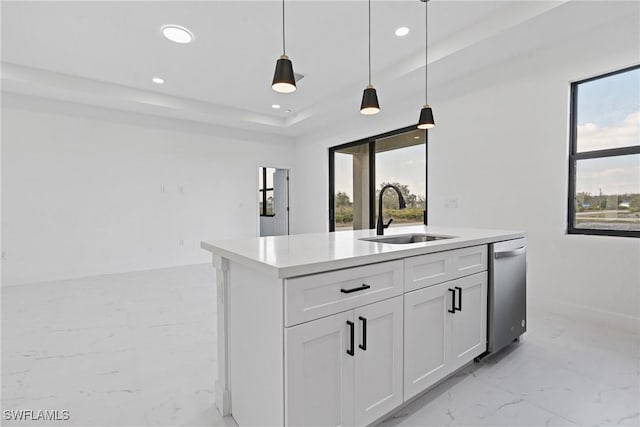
[{"x1": 494, "y1": 246, "x2": 525, "y2": 259}]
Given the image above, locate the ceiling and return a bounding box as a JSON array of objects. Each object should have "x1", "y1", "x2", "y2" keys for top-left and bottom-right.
[{"x1": 2, "y1": 1, "x2": 638, "y2": 137}]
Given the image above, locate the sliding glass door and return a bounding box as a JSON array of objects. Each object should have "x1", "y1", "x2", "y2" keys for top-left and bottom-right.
[{"x1": 329, "y1": 126, "x2": 427, "y2": 232}]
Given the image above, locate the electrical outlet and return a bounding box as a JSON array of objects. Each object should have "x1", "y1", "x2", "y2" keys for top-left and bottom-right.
[
  {"x1": 160, "y1": 185, "x2": 166, "y2": 194},
  {"x1": 179, "y1": 239, "x2": 184, "y2": 246},
  {"x1": 445, "y1": 198, "x2": 458, "y2": 208},
  {"x1": 178, "y1": 185, "x2": 184, "y2": 194},
  {"x1": 1, "y1": 251, "x2": 6, "y2": 261}
]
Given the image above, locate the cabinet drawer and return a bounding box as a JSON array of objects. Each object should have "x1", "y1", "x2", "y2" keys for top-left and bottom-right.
[
  {"x1": 404, "y1": 245, "x2": 488, "y2": 292},
  {"x1": 404, "y1": 251, "x2": 454, "y2": 292},
  {"x1": 285, "y1": 260, "x2": 403, "y2": 327},
  {"x1": 452, "y1": 245, "x2": 487, "y2": 278}
]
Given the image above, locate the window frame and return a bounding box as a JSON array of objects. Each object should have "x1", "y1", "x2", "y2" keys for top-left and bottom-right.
[
  {"x1": 259, "y1": 167, "x2": 275, "y2": 217},
  {"x1": 567, "y1": 64, "x2": 640, "y2": 238},
  {"x1": 328, "y1": 124, "x2": 428, "y2": 232}
]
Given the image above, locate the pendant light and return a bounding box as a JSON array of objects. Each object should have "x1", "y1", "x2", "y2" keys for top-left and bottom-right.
[
  {"x1": 360, "y1": 0, "x2": 380, "y2": 115},
  {"x1": 272, "y1": 0, "x2": 296, "y2": 93},
  {"x1": 417, "y1": 0, "x2": 435, "y2": 129}
]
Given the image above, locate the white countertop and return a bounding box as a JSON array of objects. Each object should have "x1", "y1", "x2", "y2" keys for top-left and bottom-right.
[{"x1": 201, "y1": 225, "x2": 526, "y2": 278}]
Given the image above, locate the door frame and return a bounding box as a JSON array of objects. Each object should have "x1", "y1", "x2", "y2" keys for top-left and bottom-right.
[
  {"x1": 328, "y1": 124, "x2": 429, "y2": 232},
  {"x1": 256, "y1": 162, "x2": 293, "y2": 237}
]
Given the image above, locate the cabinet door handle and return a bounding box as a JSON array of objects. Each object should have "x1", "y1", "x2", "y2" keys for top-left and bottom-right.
[
  {"x1": 455, "y1": 286, "x2": 462, "y2": 311},
  {"x1": 341, "y1": 284, "x2": 371, "y2": 294},
  {"x1": 346, "y1": 320, "x2": 355, "y2": 356},
  {"x1": 448, "y1": 288, "x2": 456, "y2": 313},
  {"x1": 358, "y1": 316, "x2": 367, "y2": 351}
]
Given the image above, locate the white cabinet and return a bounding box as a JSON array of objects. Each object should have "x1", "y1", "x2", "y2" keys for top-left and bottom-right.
[
  {"x1": 354, "y1": 297, "x2": 403, "y2": 425},
  {"x1": 260, "y1": 244, "x2": 490, "y2": 426},
  {"x1": 285, "y1": 296, "x2": 403, "y2": 427},
  {"x1": 452, "y1": 245, "x2": 488, "y2": 278},
  {"x1": 404, "y1": 282, "x2": 450, "y2": 400},
  {"x1": 404, "y1": 251, "x2": 454, "y2": 292},
  {"x1": 285, "y1": 260, "x2": 403, "y2": 327},
  {"x1": 403, "y1": 271, "x2": 488, "y2": 401},
  {"x1": 450, "y1": 272, "x2": 488, "y2": 371},
  {"x1": 285, "y1": 310, "x2": 354, "y2": 427},
  {"x1": 404, "y1": 245, "x2": 487, "y2": 293}
]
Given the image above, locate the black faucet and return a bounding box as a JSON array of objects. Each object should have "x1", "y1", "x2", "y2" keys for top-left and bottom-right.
[{"x1": 376, "y1": 184, "x2": 407, "y2": 235}]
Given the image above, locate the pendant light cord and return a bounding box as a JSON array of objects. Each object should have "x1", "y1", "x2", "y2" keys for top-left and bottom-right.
[
  {"x1": 282, "y1": 0, "x2": 286, "y2": 55},
  {"x1": 425, "y1": 0, "x2": 428, "y2": 103},
  {"x1": 368, "y1": 0, "x2": 372, "y2": 85}
]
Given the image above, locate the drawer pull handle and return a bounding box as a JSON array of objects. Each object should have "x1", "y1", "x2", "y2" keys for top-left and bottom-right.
[
  {"x1": 358, "y1": 316, "x2": 367, "y2": 351},
  {"x1": 346, "y1": 320, "x2": 355, "y2": 356},
  {"x1": 341, "y1": 284, "x2": 371, "y2": 294},
  {"x1": 455, "y1": 286, "x2": 462, "y2": 311},
  {"x1": 448, "y1": 288, "x2": 456, "y2": 313}
]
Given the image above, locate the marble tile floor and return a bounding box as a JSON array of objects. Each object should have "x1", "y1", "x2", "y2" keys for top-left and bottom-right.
[{"x1": 2, "y1": 264, "x2": 638, "y2": 426}]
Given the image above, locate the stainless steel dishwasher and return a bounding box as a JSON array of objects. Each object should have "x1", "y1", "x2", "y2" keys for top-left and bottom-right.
[{"x1": 488, "y1": 238, "x2": 527, "y2": 354}]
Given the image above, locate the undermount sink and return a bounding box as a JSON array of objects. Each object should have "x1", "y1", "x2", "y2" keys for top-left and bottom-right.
[{"x1": 359, "y1": 233, "x2": 457, "y2": 244}]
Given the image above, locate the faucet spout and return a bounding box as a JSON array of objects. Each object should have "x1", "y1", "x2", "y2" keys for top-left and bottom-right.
[{"x1": 376, "y1": 184, "x2": 407, "y2": 235}]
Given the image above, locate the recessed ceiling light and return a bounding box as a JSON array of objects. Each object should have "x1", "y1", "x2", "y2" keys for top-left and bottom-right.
[
  {"x1": 395, "y1": 27, "x2": 410, "y2": 37},
  {"x1": 272, "y1": 104, "x2": 281, "y2": 109},
  {"x1": 162, "y1": 25, "x2": 194, "y2": 44},
  {"x1": 413, "y1": 136, "x2": 420, "y2": 139},
  {"x1": 152, "y1": 77, "x2": 164, "y2": 84}
]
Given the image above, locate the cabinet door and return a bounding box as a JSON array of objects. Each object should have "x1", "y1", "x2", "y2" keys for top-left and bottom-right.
[
  {"x1": 285, "y1": 311, "x2": 354, "y2": 427},
  {"x1": 403, "y1": 283, "x2": 451, "y2": 401},
  {"x1": 354, "y1": 296, "x2": 403, "y2": 425},
  {"x1": 449, "y1": 272, "x2": 488, "y2": 371}
]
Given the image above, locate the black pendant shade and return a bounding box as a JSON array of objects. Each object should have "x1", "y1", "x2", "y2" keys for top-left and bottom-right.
[
  {"x1": 418, "y1": 0, "x2": 435, "y2": 130},
  {"x1": 272, "y1": 55, "x2": 296, "y2": 93},
  {"x1": 360, "y1": 85, "x2": 380, "y2": 115},
  {"x1": 417, "y1": 104, "x2": 435, "y2": 129}
]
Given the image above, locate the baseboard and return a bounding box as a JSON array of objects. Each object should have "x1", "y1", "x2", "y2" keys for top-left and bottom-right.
[
  {"x1": 1, "y1": 262, "x2": 212, "y2": 288},
  {"x1": 529, "y1": 296, "x2": 639, "y2": 334}
]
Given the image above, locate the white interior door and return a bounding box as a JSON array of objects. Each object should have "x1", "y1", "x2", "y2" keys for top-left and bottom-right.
[
  {"x1": 403, "y1": 282, "x2": 451, "y2": 400},
  {"x1": 354, "y1": 296, "x2": 403, "y2": 425},
  {"x1": 449, "y1": 272, "x2": 488, "y2": 371},
  {"x1": 285, "y1": 310, "x2": 354, "y2": 427},
  {"x1": 273, "y1": 168, "x2": 289, "y2": 235}
]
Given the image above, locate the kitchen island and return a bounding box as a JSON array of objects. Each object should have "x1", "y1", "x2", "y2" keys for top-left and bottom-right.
[{"x1": 201, "y1": 225, "x2": 526, "y2": 426}]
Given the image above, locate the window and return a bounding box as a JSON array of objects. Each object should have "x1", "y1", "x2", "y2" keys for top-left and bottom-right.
[
  {"x1": 329, "y1": 126, "x2": 427, "y2": 231},
  {"x1": 259, "y1": 167, "x2": 275, "y2": 216},
  {"x1": 568, "y1": 65, "x2": 640, "y2": 237}
]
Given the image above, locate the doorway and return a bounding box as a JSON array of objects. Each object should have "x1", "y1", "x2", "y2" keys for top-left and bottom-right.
[{"x1": 258, "y1": 166, "x2": 290, "y2": 236}]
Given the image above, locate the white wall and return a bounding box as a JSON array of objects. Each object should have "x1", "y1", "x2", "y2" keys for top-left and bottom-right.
[
  {"x1": 1, "y1": 100, "x2": 294, "y2": 286},
  {"x1": 291, "y1": 13, "x2": 640, "y2": 328}
]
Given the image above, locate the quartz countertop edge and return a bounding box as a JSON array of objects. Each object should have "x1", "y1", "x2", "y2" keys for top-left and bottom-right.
[{"x1": 201, "y1": 225, "x2": 526, "y2": 279}]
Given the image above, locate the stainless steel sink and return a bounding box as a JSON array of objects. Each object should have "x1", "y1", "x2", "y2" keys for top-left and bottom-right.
[{"x1": 359, "y1": 233, "x2": 457, "y2": 244}]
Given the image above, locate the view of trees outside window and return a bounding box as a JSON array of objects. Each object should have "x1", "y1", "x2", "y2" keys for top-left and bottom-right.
[
  {"x1": 333, "y1": 129, "x2": 426, "y2": 230},
  {"x1": 334, "y1": 182, "x2": 425, "y2": 228},
  {"x1": 572, "y1": 67, "x2": 639, "y2": 232},
  {"x1": 375, "y1": 140, "x2": 426, "y2": 227}
]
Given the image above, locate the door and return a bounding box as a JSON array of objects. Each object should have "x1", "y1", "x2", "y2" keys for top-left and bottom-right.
[
  {"x1": 285, "y1": 310, "x2": 354, "y2": 427},
  {"x1": 403, "y1": 282, "x2": 451, "y2": 401},
  {"x1": 259, "y1": 166, "x2": 290, "y2": 237},
  {"x1": 354, "y1": 296, "x2": 403, "y2": 425},
  {"x1": 449, "y1": 272, "x2": 488, "y2": 371}
]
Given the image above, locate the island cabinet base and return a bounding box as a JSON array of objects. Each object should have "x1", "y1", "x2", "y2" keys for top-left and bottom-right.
[
  {"x1": 214, "y1": 244, "x2": 490, "y2": 427},
  {"x1": 285, "y1": 295, "x2": 404, "y2": 426}
]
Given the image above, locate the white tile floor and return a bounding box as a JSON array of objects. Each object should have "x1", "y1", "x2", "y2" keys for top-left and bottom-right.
[{"x1": 2, "y1": 264, "x2": 639, "y2": 426}]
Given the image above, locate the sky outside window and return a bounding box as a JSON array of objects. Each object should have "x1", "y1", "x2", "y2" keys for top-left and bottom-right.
[{"x1": 575, "y1": 68, "x2": 639, "y2": 195}]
